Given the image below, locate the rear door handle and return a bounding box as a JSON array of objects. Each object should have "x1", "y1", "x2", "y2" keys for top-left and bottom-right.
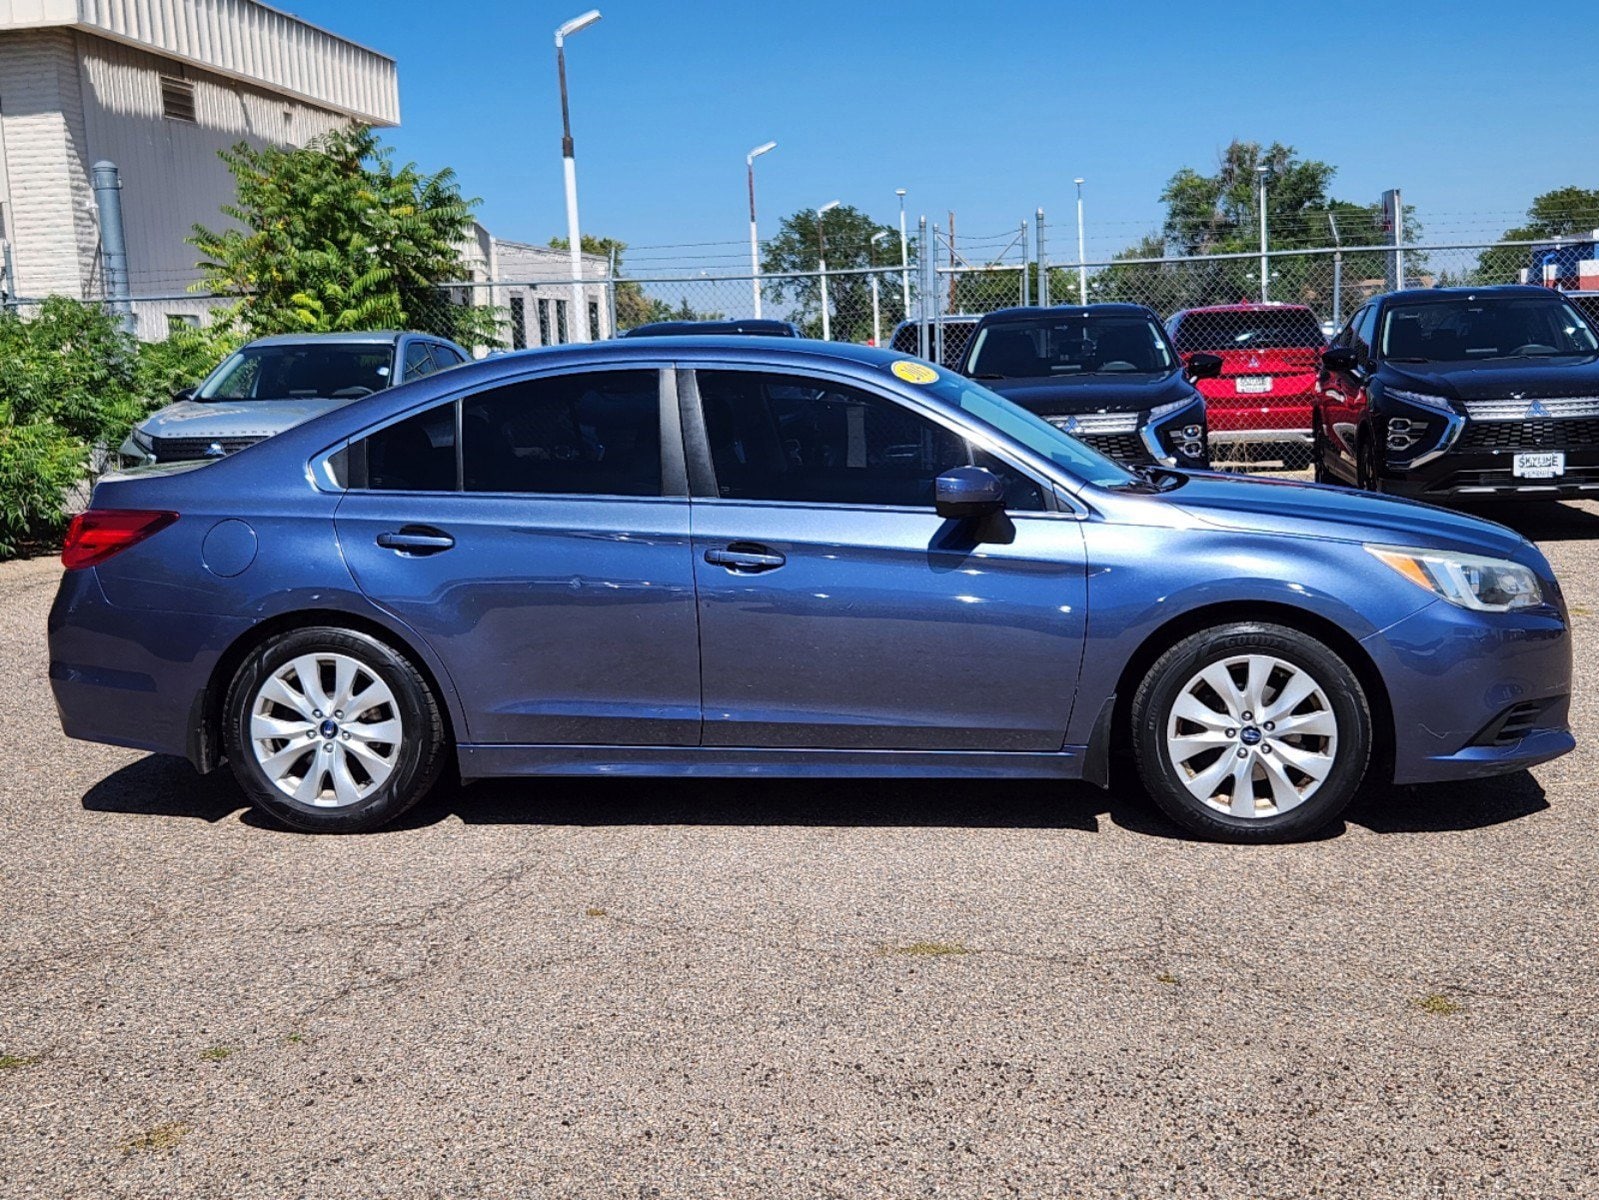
[
  {"x1": 376, "y1": 526, "x2": 455, "y2": 555},
  {"x1": 704, "y1": 543, "x2": 786, "y2": 573}
]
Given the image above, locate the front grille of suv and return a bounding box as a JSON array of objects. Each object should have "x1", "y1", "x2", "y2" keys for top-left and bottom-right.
[
  {"x1": 1077, "y1": 431, "x2": 1148, "y2": 462},
  {"x1": 1460, "y1": 419, "x2": 1599, "y2": 451},
  {"x1": 151, "y1": 435, "x2": 265, "y2": 461}
]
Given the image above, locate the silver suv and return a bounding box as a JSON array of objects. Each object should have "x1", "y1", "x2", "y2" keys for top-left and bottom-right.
[{"x1": 120, "y1": 331, "x2": 470, "y2": 466}]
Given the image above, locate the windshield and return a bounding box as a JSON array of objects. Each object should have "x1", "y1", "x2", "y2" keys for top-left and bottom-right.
[
  {"x1": 967, "y1": 315, "x2": 1175, "y2": 378},
  {"x1": 198, "y1": 344, "x2": 395, "y2": 401},
  {"x1": 1172, "y1": 308, "x2": 1325, "y2": 352},
  {"x1": 916, "y1": 370, "x2": 1135, "y2": 488},
  {"x1": 1379, "y1": 297, "x2": 1599, "y2": 362}
]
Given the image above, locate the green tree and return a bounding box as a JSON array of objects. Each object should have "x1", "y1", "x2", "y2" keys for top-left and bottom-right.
[
  {"x1": 1477, "y1": 186, "x2": 1599, "y2": 284},
  {"x1": 761, "y1": 205, "x2": 912, "y2": 340},
  {"x1": 192, "y1": 125, "x2": 499, "y2": 348}
]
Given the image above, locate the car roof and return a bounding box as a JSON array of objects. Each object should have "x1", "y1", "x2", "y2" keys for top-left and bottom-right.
[
  {"x1": 1376, "y1": 284, "x2": 1559, "y2": 306},
  {"x1": 244, "y1": 331, "x2": 440, "y2": 348},
  {"x1": 1173, "y1": 303, "x2": 1317, "y2": 315},
  {"x1": 976, "y1": 303, "x2": 1156, "y2": 323},
  {"x1": 624, "y1": 319, "x2": 799, "y2": 337}
]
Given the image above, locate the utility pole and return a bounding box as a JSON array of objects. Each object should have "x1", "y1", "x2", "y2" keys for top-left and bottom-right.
[{"x1": 947, "y1": 210, "x2": 957, "y2": 310}]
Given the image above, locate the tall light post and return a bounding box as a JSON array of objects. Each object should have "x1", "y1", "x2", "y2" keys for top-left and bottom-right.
[
  {"x1": 1257, "y1": 164, "x2": 1271, "y2": 303},
  {"x1": 896, "y1": 188, "x2": 910, "y2": 316},
  {"x1": 746, "y1": 140, "x2": 777, "y2": 318},
  {"x1": 1074, "y1": 177, "x2": 1087, "y2": 305},
  {"x1": 555, "y1": 9, "x2": 601, "y2": 342},
  {"x1": 816, "y1": 199, "x2": 840, "y2": 340},
  {"x1": 869, "y1": 230, "x2": 889, "y2": 346}
]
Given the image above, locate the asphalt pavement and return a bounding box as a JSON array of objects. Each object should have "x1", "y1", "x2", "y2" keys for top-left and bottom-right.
[{"x1": 2, "y1": 500, "x2": 1597, "y2": 1198}]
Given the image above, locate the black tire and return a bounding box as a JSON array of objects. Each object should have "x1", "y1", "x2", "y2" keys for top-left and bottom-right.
[
  {"x1": 223, "y1": 626, "x2": 447, "y2": 833},
  {"x1": 1310, "y1": 416, "x2": 1332, "y2": 484},
  {"x1": 1129, "y1": 621, "x2": 1372, "y2": 843},
  {"x1": 1356, "y1": 429, "x2": 1383, "y2": 493}
]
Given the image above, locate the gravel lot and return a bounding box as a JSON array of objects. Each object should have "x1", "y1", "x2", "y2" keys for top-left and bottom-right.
[{"x1": 3, "y1": 500, "x2": 1597, "y2": 1199}]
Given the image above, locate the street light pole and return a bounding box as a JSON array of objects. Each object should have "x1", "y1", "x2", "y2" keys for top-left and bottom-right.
[
  {"x1": 555, "y1": 9, "x2": 601, "y2": 343},
  {"x1": 817, "y1": 199, "x2": 840, "y2": 340},
  {"x1": 870, "y1": 229, "x2": 889, "y2": 346},
  {"x1": 1257, "y1": 164, "x2": 1270, "y2": 304},
  {"x1": 1074, "y1": 177, "x2": 1087, "y2": 306},
  {"x1": 896, "y1": 188, "x2": 910, "y2": 316},
  {"x1": 746, "y1": 140, "x2": 776, "y2": 318}
]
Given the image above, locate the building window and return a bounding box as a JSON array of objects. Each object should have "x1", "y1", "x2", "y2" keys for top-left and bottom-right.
[
  {"x1": 166, "y1": 314, "x2": 201, "y2": 334},
  {"x1": 588, "y1": 300, "x2": 602, "y2": 340},
  {"x1": 536, "y1": 299, "x2": 552, "y2": 347},
  {"x1": 509, "y1": 296, "x2": 527, "y2": 350},
  {"x1": 555, "y1": 299, "x2": 569, "y2": 344},
  {"x1": 161, "y1": 77, "x2": 197, "y2": 123}
]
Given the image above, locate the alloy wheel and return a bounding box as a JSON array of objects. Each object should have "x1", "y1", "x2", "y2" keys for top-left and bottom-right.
[
  {"x1": 1164, "y1": 653, "x2": 1339, "y2": 819},
  {"x1": 249, "y1": 653, "x2": 403, "y2": 808}
]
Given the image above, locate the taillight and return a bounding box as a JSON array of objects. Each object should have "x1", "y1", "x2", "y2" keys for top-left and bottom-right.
[{"x1": 61, "y1": 510, "x2": 178, "y2": 570}]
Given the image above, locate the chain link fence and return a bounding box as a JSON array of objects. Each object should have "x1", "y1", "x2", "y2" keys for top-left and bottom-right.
[{"x1": 6, "y1": 238, "x2": 1577, "y2": 474}]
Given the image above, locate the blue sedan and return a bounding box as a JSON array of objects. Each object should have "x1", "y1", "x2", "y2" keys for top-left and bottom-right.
[{"x1": 48, "y1": 339, "x2": 1573, "y2": 842}]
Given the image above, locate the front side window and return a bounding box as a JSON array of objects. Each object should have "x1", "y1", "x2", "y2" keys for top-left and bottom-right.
[
  {"x1": 462, "y1": 370, "x2": 660, "y2": 495},
  {"x1": 966, "y1": 314, "x2": 1175, "y2": 378},
  {"x1": 403, "y1": 341, "x2": 435, "y2": 382},
  {"x1": 695, "y1": 370, "x2": 1044, "y2": 510},
  {"x1": 199, "y1": 344, "x2": 393, "y2": 401},
  {"x1": 1379, "y1": 297, "x2": 1599, "y2": 362}
]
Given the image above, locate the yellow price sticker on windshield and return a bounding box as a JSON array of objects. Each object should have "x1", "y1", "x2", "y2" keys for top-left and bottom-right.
[{"x1": 891, "y1": 360, "x2": 939, "y2": 384}]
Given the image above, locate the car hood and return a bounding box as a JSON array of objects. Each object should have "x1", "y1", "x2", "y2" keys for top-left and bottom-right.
[
  {"x1": 1165, "y1": 471, "x2": 1531, "y2": 560},
  {"x1": 980, "y1": 372, "x2": 1194, "y2": 416},
  {"x1": 137, "y1": 397, "x2": 356, "y2": 439},
  {"x1": 1382, "y1": 356, "x2": 1599, "y2": 400}
]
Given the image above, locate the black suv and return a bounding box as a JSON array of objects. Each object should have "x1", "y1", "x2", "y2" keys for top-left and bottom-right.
[
  {"x1": 958, "y1": 305, "x2": 1218, "y2": 468},
  {"x1": 1315, "y1": 285, "x2": 1599, "y2": 497}
]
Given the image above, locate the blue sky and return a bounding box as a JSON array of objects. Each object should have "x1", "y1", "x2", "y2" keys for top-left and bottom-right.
[{"x1": 283, "y1": 0, "x2": 1597, "y2": 271}]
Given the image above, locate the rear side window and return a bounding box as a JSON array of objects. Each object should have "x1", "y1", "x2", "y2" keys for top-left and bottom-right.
[
  {"x1": 462, "y1": 370, "x2": 660, "y2": 496},
  {"x1": 363, "y1": 403, "x2": 457, "y2": 492},
  {"x1": 695, "y1": 370, "x2": 1043, "y2": 510}
]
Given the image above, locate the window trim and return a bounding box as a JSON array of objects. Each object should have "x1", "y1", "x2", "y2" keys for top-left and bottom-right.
[
  {"x1": 676, "y1": 363, "x2": 1073, "y2": 516},
  {"x1": 326, "y1": 363, "x2": 687, "y2": 501}
]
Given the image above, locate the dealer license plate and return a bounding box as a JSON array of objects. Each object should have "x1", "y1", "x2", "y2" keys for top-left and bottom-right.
[
  {"x1": 1235, "y1": 376, "x2": 1272, "y2": 394},
  {"x1": 1513, "y1": 451, "x2": 1565, "y2": 479}
]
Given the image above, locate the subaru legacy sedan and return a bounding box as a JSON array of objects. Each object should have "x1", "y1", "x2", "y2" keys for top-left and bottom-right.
[{"x1": 51, "y1": 339, "x2": 1572, "y2": 842}]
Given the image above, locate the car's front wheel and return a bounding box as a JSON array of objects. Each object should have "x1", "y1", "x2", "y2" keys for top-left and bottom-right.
[
  {"x1": 223, "y1": 627, "x2": 447, "y2": 833},
  {"x1": 1130, "y1": 622, "x2": 1372, "y2": 842}
]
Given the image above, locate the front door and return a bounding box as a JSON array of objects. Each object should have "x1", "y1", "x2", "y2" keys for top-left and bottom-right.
[
  {"x1": 683, "y1": 367, "x2": 1086, "y2": 751},
  {"x1": 335, "y1": 366, "x2": 701, "y2": 746}
]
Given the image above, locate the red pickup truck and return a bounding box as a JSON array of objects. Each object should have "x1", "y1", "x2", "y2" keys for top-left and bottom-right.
[{"x1": 1165, "y1": 304, "x2": 1325, "y2": 467}]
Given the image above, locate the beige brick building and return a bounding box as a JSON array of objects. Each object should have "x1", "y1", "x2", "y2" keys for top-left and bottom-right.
[{"x1": 0, "y1": 0, "x2": 398, "y2": 335}]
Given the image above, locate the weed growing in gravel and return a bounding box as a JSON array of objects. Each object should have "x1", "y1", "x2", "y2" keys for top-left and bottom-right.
[
  {"x1": 1415, "y1": 993, "x2": 1463, "y2": 1016},
  {"x1": 200, "y1": 1046, "x2": 234, "y2": 1062},
  {"x1": 122, "y1": 1123, "x2": 190, "y2": 1154},
  {"x1": 1568, "y1": 604, "x2": 1591, "y2": 618},
  {"x1": 0, "y1": 1054, "x2": 40, "y2": 1069},
  {"x1": 888, "y1": 941, "x2": 970, "y2": 957},
  {"x1": 1155, "y1": 972, "x2": 1179, "y2": 985},
  {"x1": 585, "y1": 907, "x2": 607, "y2": 918},
  {"x1": 284, "y1": 1033, "x2": 308, "y2": 1045}
]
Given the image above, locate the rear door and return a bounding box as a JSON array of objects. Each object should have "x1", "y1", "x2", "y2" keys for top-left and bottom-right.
[
  {"x1": 335, "y1": 365, "x2": 701, "y2": 746},
  {"x1": 681, "y1": 364, "x2": 1087, "y2": 751}
]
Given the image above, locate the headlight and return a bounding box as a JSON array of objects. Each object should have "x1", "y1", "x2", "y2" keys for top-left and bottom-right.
[
  {"x1": 1385, "y1": 387, "x2": 1454, "y2": 411},
  {"x1": 1366, "y1": 545, "x2": 1543, "y2": 612},
  {"x1": 1149, "y1": 395, "x2": 1202, "y2": 421}
]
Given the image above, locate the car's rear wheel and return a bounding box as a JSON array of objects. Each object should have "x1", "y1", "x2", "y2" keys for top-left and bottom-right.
[
  {"x1": 1130, "y1": 622, "x2": 1372, "y2": 842},
  {"x1": 1310, "y1": 416, "x2": 1332, "y2": 483},
  {"x1": 223, "y1": 627, "x2": 446, "y2": 833},
  {"x1": 1356, "y1": 429, "x2": 1383, "y2": 493}
]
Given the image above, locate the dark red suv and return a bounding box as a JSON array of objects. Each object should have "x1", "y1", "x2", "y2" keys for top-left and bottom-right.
[{"x1": 1165, "y1": 304, "x2": 1326, "y2": 466}]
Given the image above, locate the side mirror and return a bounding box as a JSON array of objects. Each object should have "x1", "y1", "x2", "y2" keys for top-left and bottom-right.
[
  {"x1": 1321, "y1": 347, "x2": 1359, "y2": 372},
  {"x1": 1185, "y1": 352, "x2": 1224, "y2": 380},
  {"x1": 935, "y1": 466, "x2": 1005, "y2": 519},
  {"x1": 171, "y1": 387, "x2": 196, "y2": 404}
]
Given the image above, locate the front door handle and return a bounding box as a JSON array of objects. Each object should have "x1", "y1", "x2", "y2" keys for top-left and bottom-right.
[
  {"x1": 704, "y1": 543, "x2": 786, "y2": 573},
  {"x1": 376, "y1": 526, "x2": 455, "y2": 555}
]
